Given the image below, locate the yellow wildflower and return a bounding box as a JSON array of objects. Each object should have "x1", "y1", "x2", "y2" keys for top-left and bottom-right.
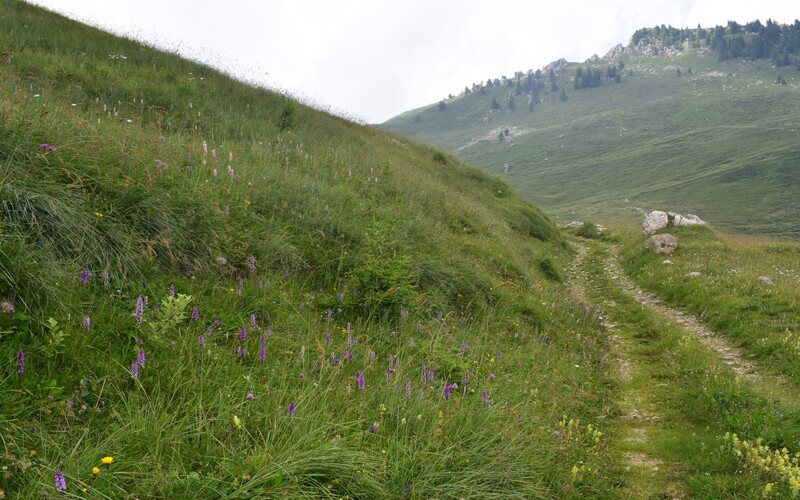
[
  {"x1": 30, "y1": 450, "x2": 36, "y2": 457},
  {"x1": 92, "y1": 466, "x2": 100, "y2": 475},
  {"x1": 233, "y1": 415, "x2": 242, "y2": 428},
  {"x1": 379, "y1": 404, "x2": 387, "y2": 413},
  {"x1": 401, "y1": 418, "x2": 407, "y2": 426},
  {"x1": 101, "y1": 456, "x2": 113, "y2": 465},
  {"x1": 95, "y1": 212, "x2": 103, "y2": 217},
  {"x1": 245, "y1": 199, "x2": 251, "y2": 206}
]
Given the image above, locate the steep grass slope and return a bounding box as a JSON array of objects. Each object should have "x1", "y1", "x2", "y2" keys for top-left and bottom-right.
[
  {"x1": 0, "y1": 2, "x2": 615, "y2": 497},
  {"x1": 384, "y1": 35, "x2": 800, "y2": 239}
]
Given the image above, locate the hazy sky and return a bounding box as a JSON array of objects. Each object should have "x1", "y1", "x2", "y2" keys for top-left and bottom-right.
[{"x1": 27, "y1": 0, "x2": 799, "y2": 123}]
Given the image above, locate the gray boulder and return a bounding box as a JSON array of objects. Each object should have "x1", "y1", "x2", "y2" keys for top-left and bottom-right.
[
  {"x1": 642, "y1": 211, "x2": 669, "y2": 235},
  {"x1": 647, "y1": 233, "x2": 678, "y2": 254}
]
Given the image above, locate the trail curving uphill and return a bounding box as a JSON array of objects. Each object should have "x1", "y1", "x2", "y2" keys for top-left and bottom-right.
[{"x1": 602, "y1": 245, "x2": 798, "y2": 406}]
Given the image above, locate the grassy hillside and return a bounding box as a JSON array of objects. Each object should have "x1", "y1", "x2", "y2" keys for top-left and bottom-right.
[
  {"x1": 0, "y1": 2, "x2": 617, "y2": 498},
  {"x1": 383, "y1": 30, "x2": 800, "y2": 239}
]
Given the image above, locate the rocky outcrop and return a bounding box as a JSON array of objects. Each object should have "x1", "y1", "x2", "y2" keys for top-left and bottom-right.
[
  {"x1": 642, "y1": 210, "x2": 706, "y2": 235},
  {"x1": 672, "y1": 213, "x2": 706, "y2": 228},
  {"x1": 647, "y1": 233, "x2": 678, "y2": 254},
  {"x1": 603, "y1": 44, "x2": 626, "y2": 62},
  {"x1": 541, "y1": 58, "x2": 569, "y2": 76},
  {"x1": 642, "y1": 211, "x2": 669, "y2": 234},
  {"x1": 584, "y1": 54, "x2": 601, "y2": 64}
]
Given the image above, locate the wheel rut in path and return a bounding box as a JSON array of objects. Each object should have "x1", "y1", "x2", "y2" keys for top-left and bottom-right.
[
  {"x1": 565, "y1": 242, "x2": 683, "y2": 499},
  {"x1": 603, "y1": 245, "x2": 797, "y2": 405}
]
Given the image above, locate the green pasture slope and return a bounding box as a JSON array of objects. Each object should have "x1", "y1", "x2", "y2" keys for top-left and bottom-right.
[
  {"x1": 384, "y1": 29, "x2": 800, "y2": 239},
  {"x1": 0, "y1": 2, "x2": 616, "y2": 498}
]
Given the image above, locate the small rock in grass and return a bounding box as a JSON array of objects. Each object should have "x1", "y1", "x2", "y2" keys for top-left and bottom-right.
[
  {"x1": 685, "y1": 271, "x2": 701, "y2": 278},
  {"x1": 647, "y1": 233, "x2": 678, "y2": 254}
]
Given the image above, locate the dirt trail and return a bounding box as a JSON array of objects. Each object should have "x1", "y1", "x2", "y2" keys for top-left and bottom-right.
[
  {"x1": 566, "y1": 243, "x2": 683, "y2": 499},
  {"x1": 603, "y1": 246, "x2": 798, "y2": 405}
]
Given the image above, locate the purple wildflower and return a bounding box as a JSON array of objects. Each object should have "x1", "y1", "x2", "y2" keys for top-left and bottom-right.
[
  {"x1": 258, "y1": 279, "x2": 263, "y2": 291},
  {"x1": 388, "y1": 354, "x2": 394, "y2": 365},
  {"x1": 229, "y1": 151, "x2": 233, "y2": 162},
  {"x1": 283, "y1": 269, "x2": 289, "y2": 277},
  {"x1": 83, "y1": 316, "x2": 90, "y2": 332},
  {"x1": 80, "y1": 268, "x2": 88, "y2": 285},
  {"x1": 385, "y1": 366, "x2": 392, "y2": 383},
  {"x1": 345, "y1": 350, "x2": 353, "y2": 362},
  {"x1": 288, "y1": 402, "x2": 295, "y2": 415},
  {"x1": 368, "y1": 350, "x2": 375, "y2": 362},
  {"x1": 266, "y1": 327, "x2": 272, "y2": 337},
  {"x1": 102, "y1": 269, "x2": 109, "y2": 287},
  {"x1": 443, "y1": 383, "x2": 453, "y2": 400},
  {"x1": 400, "y1": 309, "x2": 408, "y2": 320},
  {"x1": 169, "y1": 284, "x2": 175, "y2": 297},
  {"x1": 299, "y1": 373, "x2": 304, "y2": 379},
  {"x1": 482, "y1": 388, "x2": 488, "y2": 405},
  {"x1": 428, "y1": 368, "x2": 434, "y2": 383},
  {"x1": 460, "y1": 340, "x2": 468, "y2": 355},
  {"x1": 134, "y1": 296, "x2": 144, "y2": 329},
  {"x1": 259, "y1": 335, "x2": 266, "y2": 361},
  {"x1": 250, "y1": 313, "x2": 256, "y2": 329},
  {"x1": 353, "y1": 287, "x2": 358, "y2": 299},
  {"x1": 337, "y1": 292, "x2": 344, "y2": 303},
  {"x1": 238, "y1": 346, "x2": 246, "y2": 358},
  {"x1": 489, "y1": 373, "x2": 495, "y2": 381},
  {"x1": 16, "y1": 349, "x2": 24, "y2": 376},
  {"x1": 325, "y1": 332, "x2": 331, "y2": 343},
  {"x1": 54, "y1": 470, "x2": 66, "y2": 491},
  {"x1": 207, "y1": 325, "x2": 213, "y2": 335},
  {"x1": 332, "y1": 354, "x2": 340, "y2": 366},
  {"x1": 239, "y1": 325, "x2": 246, "y2": 342},
  {"x1": 191, "y1": 307, "x2": 199, "y2": 321},
  {"x1": 249, "y1": 254, "x2": 255, "y2": 273},
  {"x1": 355, "y1": 371, "x2": 365, "y2": 390},
  {"x1": 406, "y1": 484, "x2": 413, "y2": 491},
  {"x1": 137, "y1": 347, "x2": 146, "y2": 367},
  {"x1": 497, "y1": 350, "x2": 502, "y2": 359},
  {"x1": 462, "y1": 371, "x2": 469, "y2": 387},
  {"x1": 406, "y1": 381, "x2": 411, "y2": 397},
  {"x1": 409, "y1": 337, "x2": 415, "y2": 347},
  {"x1": 198, "y1": 335, "x2": 205, "y2": 345},
  {"x1": 246, "y1": 392, "x2": 254, "y2": 400},
  {"x1": 327, "y1": 309, "x2": 332, "y2": 324},
  {"x1": 214, "y1": 317, "x2": 220, "y2": 326},
  {"x1": 368, "y1": 424, "x2": 376, "y2": 434},
  {"x1": 131, "y1": 360, "x2": 139, "y2": 379},
  {"x1": 346, "y1": 322, "x2": 351, "y2": 333}
]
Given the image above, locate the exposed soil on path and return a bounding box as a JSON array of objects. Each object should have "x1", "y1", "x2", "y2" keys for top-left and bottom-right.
[
  {"x1": 565, "y1": 242, "x2": 683, "y2": 499},
  {"x1": 604, "y1": 245, "x2": 798, "y2": 405}
]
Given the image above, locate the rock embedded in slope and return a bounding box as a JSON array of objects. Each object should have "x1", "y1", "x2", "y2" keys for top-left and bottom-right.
[{"x1": 647, "y1": 234, "x2": 678, "y2": 254}]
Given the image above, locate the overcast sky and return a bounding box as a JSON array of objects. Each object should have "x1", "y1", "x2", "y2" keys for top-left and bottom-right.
[{"x1": 27, "y1": 0, "x2": 799, "y2": 123}]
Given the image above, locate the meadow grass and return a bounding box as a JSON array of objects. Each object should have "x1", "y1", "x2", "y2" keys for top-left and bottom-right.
[
  {"x1": 619, "y1": 226, "x2": 800, "y2": 386},
  {"x1": 579, "y1": 240, "x2": 800, "y2": 498},
  {"x1": 0, "y1": 2, "x2": 613, "y2": 497}
]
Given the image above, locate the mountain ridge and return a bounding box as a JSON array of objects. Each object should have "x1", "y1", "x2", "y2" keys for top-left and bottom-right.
[{"x1": 383, "y1": 21, "x2": 800, "y2": 239}]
